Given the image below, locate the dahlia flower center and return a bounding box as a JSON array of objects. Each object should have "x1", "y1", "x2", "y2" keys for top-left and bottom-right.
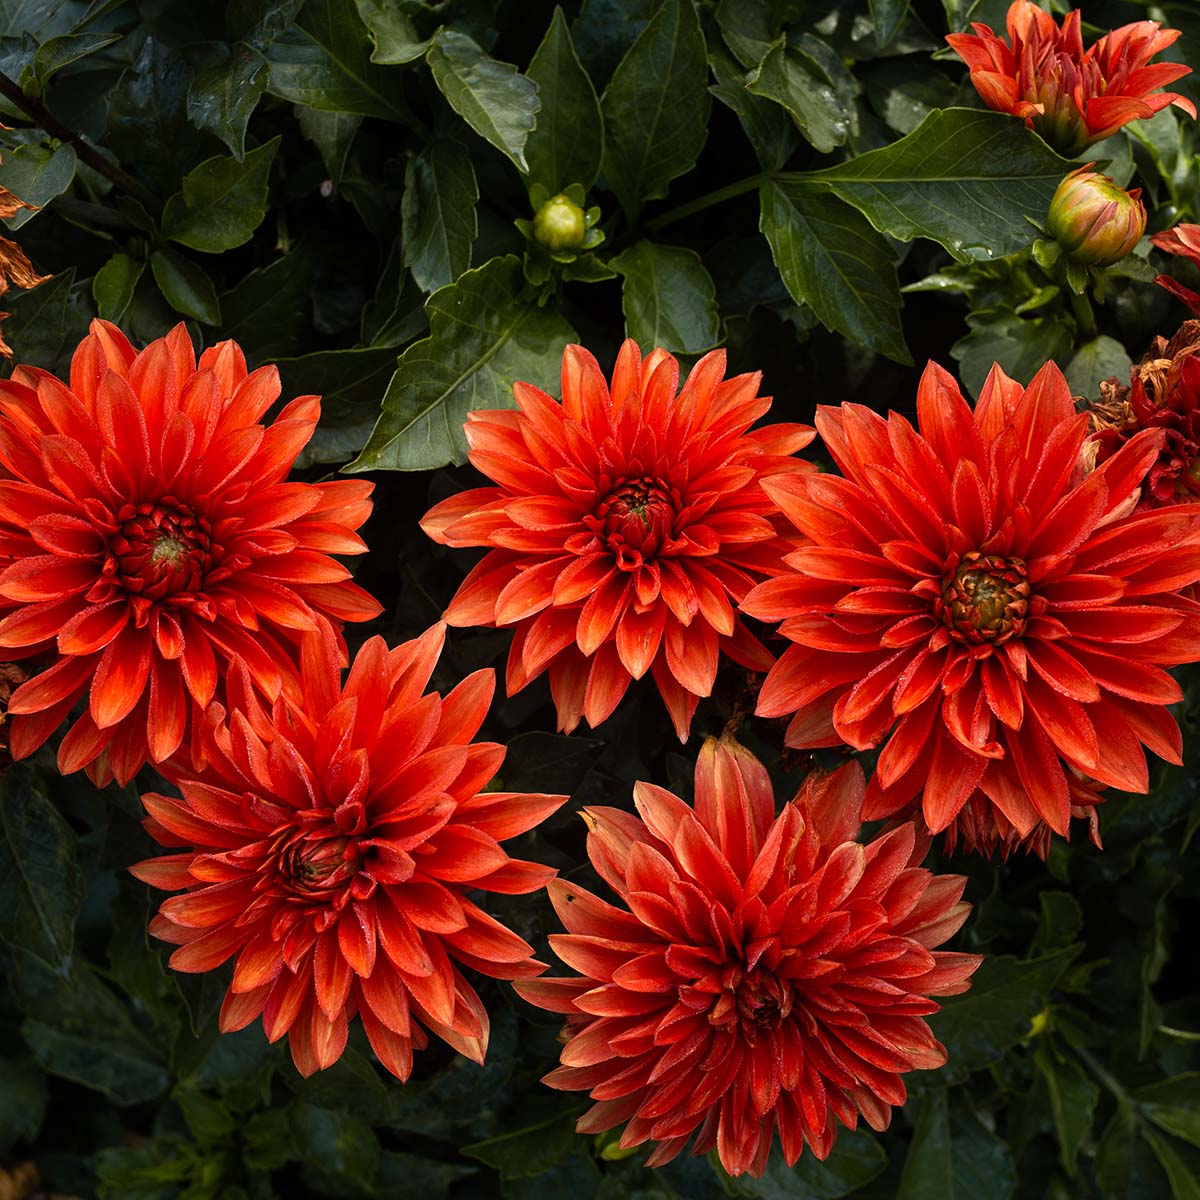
[
  {"x1": 106, "y1": 500, "x2": 213, "y2": 600},
  {"x1": 590, "y1": 476, "x2": 677, "y2": 568},
  {"x1": 709, "y1": 962, "x2": 792, "y2": 1039},
  {"x1": 938, "y1": 553, "x2": 1031, "y2": 644},
  {"x1": 277, "y1": 831, "x2": 357, "y2": 896}
]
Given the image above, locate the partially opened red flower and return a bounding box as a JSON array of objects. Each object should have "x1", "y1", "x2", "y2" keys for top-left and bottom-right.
[
  {"x1": 946, "y1": 0, "x2": 1195, "y2": 154},
  {"x1": 742, "y1": 361, "x2": 1200, "y2": 845},
  {"x1": 421, "y1": 341, "x2": 815, "y2": 739},
  {"x1": 516, "y1": 739, "x2": 980, "y2": 1177},
  {"x1": 132, "y1": 623, "x2": 567, "y2": 1080},
  {"x1": 0, "y1": 321, "x2": 381, "y2": 784},
  {"x1": 1151, "y1": 223, "x2": 1200, "y2": 314}
]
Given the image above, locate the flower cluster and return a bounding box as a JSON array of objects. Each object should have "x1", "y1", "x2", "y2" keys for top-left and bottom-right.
[
  {"x1": 9, "y1": 239, "x2": 1200, "y2": 1171},
  {"x1": 946, "y1": 0, "x2": 1195, "y2": 154}
]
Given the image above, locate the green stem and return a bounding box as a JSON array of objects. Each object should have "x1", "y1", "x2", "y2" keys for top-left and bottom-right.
[
  {"x1": 0, "y1": 71, "x2": 158, "y2": 209},
  {"x1": 1073, "y1": 1044, "x2": 1133, "y2": 1109},
  {"x1": 1068, "y1": 287, "x2": 1097, "y2": 339},
  {"x1": 642, "y1": 172, "x2": 770, "y2": 234}
]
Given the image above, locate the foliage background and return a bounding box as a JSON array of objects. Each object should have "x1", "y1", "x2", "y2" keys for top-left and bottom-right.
[{"x1": 1, "y1": 0, "x2": 1200, "y2": 1197}]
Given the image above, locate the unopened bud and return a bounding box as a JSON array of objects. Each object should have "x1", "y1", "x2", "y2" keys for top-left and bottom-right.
[
  {"x1": 1047, "y1": 168, "x2": 1146, "y2": 267},
  {"x1": 532, "y1": 193, "x2": 587, "y2": 252}
]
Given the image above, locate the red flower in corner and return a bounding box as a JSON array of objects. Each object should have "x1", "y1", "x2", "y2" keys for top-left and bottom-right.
[
  {"x1": 1151, "y1": 223, "x2": 1200, "y2": 315},
  {"x1": 742, "y1": 361, "x2": 1200, "y2": 845},
  {"x1": 1088, "y1": 321, "x2": 1200, "y2": 509},
  {"x1": 132, "y1": 623, "x2": 567, "y2": 1080},
  {"x1": 0, "y1": 321, "x2": 381, "y2": 784},
  {"x1": 421, "y1": 340, "x2": 815, "y2": 739},
  {"x1": 946, "y1": 0, "x2": 1195, "y2": 154},
  {"x1": 516, "y1": 739, "x2": 980, "y2": 1177}
]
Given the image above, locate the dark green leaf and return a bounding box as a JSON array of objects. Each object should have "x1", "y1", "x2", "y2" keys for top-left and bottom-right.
[
  {"x1": 600, "y1": 0, "x2": 709, "y2": 221},
  {"x1": 93, "y1": 252, "x2": 145, "y2": 324},
  {"x1": 15, "y1": 953, "x2": 170, "y2": 1105},
  {"x1": 348, "y1": 255, "x2": 576, "y2": 472},
  {"x1": 162, "y1": 135, "x2": 279, "y2": 253},
  {"x1": 525, "y1": 7, "x2": 604, "y2": 194},
  {"x1": 870, "y1": 0, "x2": 910, "y2": 48},
  {"x1": 0, "y1": 141, "x2": 76, "y2": 229},
  {"x1": 375, "y1": 1152, "x2": 476, "y2": 1193},
  {"x1": 361, "y1": 242, "x2": 426, "y2": 348},
  {"x1": 715, "y1": 0, "x2": 774, "y2": 69},
  {"x1": 1064, "y1": 336, "x2": 1133, "y2": 401},
  {"x1": 28, "y1": 29, "x2": 117, "y2": 85},
  {"x1": 733, "y1": 1130, "x2": 888, "y2": 1198},
  {"x1": 571, "y1": 0, "x2": 657, "y2": 83},
  {"x1": 243, "y1": 1108, "x2": 297, "y2": 1171},
  {"x1": 275, "y1": 345, "x2": 398, "y2": 467},
  {"x1": 759, "y1": 177, "x2": 909, "y2": 363},
  {"x1": 1096, "y1": 1106, "x2": 1173, "y2": 1200},
  {"x1": 610, "y1": 239, "x2": 720, "y2": 354},
  {"x1": 463, "y1": 1106, "x2": 583, "y2": 1180},
  {"x1": 863, "y1": 59, "x2": 959, "y2": 137},
  {"x1": 898, "y1": 1090, "x2": 1016, "y2": 1200},
  {"x1": 709, "y1": 41, "x2": 797, "y2": 171},
  {"x1": 296, "y1": 105, "x2": 362, "y2": 181},
  {"x1": 220, "y1": 247, "x2": 317, "y2": 362},
  {"x1": 105, "y1": 38, "x2": 206, "y2": 197},
  {"x1": 354, "y1": 0, "x2": 432, "y2": 63},
  {"x1": 501, "y1": 1152, "x2": 600, "y2": 1199},
  {"x1": 426, "y1": 29, "x2": 540, "y2": 173},
  {"x1": 402, "y1": 139, "x2": 478, "y2": 292},
  {"x1": 106, "y1": 879, "x2": 185, "y2": 1047},
  {"x1": 951, "y1": 307, "x2": 1074, "y2": 398},
  {"x1": 0, "y1": 769, "x2": 82, "y2": 972},
  {"x1": 0, "y1": 1, "x2": 67, "y2": 38},
  {"x1": 1031, "y1": 891, "x2": 1084, "y2": 957},
  {"x1": 1034, "y1": 1043, "x2": 1098, "y2": 1175},
  {"x1": 287, "y1": 1048, "x2": 390, "y2": 1119},
  {"x1": 175, "y1": 1083, "x2": 236, "y2": 1143},
  {"x1": 805, "y1": 108, "x2": 1072, "y2": 261},
  {"x1": 151, "y1": 248, "x2": 222, "y2": 324},
  {"x1": 290, "y1": 1103, "x2": 381, "y2": 1189},
  {"x1": 0, "y1": 1057, "x2": 48, "y2": 1152},
  {"x1": 746, "y1": 37, "x2": 855, "y2": 155},
  {"x1": 927, "y1": 947, "x2": 1080, "y2": 1075},
  {"x1": 94, "y1": 1135, "x2": 196, "y2": 1200},
  {"x1": 1137, "y1": 1076, "x2": 1200, "y2": 1150},
  {"x1": 229, "y1": 0, "x2": 306, "y2": 46},
  {"x1": 1143, "y1": 1127, "x2": 1200, "y2": 1200},
  {"x1": 186, "y1": 42, "x2": 270, "y2": 159},
  {"x1": 501, "y1": 730, "x2": 604, "y2": 796},
  {"x1": 0, "y1": 267, "x2": 76, "y2": 366},
  {"x1": 266, "y1": 0, "x2": 411, "y2": 120}
]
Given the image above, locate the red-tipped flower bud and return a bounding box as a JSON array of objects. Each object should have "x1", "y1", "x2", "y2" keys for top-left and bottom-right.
[
  {"x1": 1047, "y1": 168, "x2": 1146, "y2": 266},
  {"x1": 532, "y1": 193, "x2": 587, "y2": 252}
]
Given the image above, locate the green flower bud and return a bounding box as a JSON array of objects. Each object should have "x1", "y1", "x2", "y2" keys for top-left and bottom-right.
[
  {"x1": 1047, "y1": 167, "x2": 1146, "y2": 267},
  {"x1": 532, "y1": 193, "x2": 587, "y2": 252}
]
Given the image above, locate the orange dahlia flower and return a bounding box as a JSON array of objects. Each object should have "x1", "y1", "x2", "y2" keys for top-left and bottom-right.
[
  {"x1": 742, "y1": 361, "x2": 1200, "y2": 843},
  {"x1": 132, "y1": 623, "x2": 567, "y2": 1079},
  {"x1": 420, "y1": 341, "x2": 815, "y2": 739},
  {"x1": 516, "y1": 739, "x2": 980, "y2": 1177},
  {"x1": 0, "y1": 321, "x2": 381, "y2": 785},
  {"x1": 946, "y1": 1, "x2": 1195, "y2": 154}
]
